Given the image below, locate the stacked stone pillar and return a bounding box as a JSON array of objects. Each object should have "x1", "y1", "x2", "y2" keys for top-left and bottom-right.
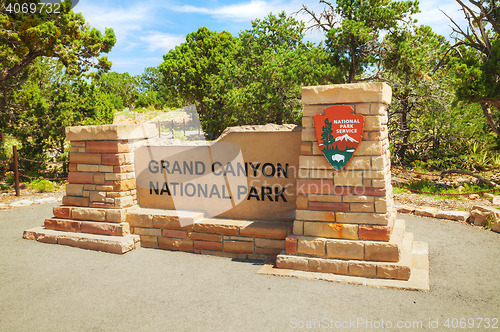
[
  {"x1": 24, "y1": 124, "x2": 156, "y2": 254},
  {"x1": 277, "y1": 83, "x2": 417, "y2": 280}
]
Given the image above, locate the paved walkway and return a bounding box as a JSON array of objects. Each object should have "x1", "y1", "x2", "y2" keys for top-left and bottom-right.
[{"x1": 1, "y1": 204, "x2": 499, "y2": 331}]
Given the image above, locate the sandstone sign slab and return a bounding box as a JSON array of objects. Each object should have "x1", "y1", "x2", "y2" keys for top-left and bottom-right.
[{"x1": 135, "y1": 126, "x2": 302, "y2": 221}]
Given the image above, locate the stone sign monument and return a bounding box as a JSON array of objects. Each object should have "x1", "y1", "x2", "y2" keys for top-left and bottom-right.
[{"x1": 23, "y1": 83, "x2": 429, "y2": 291}]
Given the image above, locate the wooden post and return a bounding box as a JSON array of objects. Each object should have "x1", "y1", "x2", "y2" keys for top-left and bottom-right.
[
  {"x1": 0, "y1": 129, "x2": 3, "y2": 143},
  {"x1": 183, "y1": 119, "x2": 186, "y2": 136},
  {"x1": 171, "y1": 120, "x2": 174, "y2": 137},
  {"x1": 158, "y1": 121, "x2": 161, "y2": 138},
  {"x1": 13, "y1": 145, "x2": 20, "y2": 197}
]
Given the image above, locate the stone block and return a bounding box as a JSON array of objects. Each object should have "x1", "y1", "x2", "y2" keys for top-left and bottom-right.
[
  {"x1": 102, "y1": 153, "x2": 134, "y2": 166},
  {"x1": 89, "y1": 202, "x2": 114, "y2": 209},
  {"x1": 301, "y1": 128, "x2": 316, "y2": 141},
  {"x1": 89, "y1": 192, "x2": 107, "y2": 203},
  {"x1": 364, "y1": 170, "x2": 385, "y2": 179},
  {"x1": 254, "y1": 247, "x2": 282, "y2": 255},
  {"x1": 359, "y1": 224, "x2": 393, "y2": 242},
  {"x1": 114, "y1": 196, "x2": 134, "y2": 208},
  {"x1": 80, "y1": 221, "x2": 122, "y2": 236},
  {"x1": 297, "y1": 179, "x2": 334, "y2": 195},
  {"x1": 194, "y1": 241, "x2": 223, "y2": 251},
  {"x1": 86, "y1": 141, "x2": 132, "y2": 153},
  {"x1": 53, "y1": 206, "x2": 72, "y2": 219},
  {"x1": 71, "y1": 207, "x2": 106, "y2": 222},
  {"x1": 334, "y1": 171, "x2": 363, "y2": 187},
  {"x1": 93, "y1": 173, "x2": 105, "y2": 185},
  {"x1": 309, "y1": 169, "x2": 334, "y2": 179},
  {"x1": 114, "y1": 165, "x2": 135, "y2": 173},
  {"x1": 194, "y1": 219, "x2": 245, "y2": 235},
  {"x1": 299, "y1": 156, "x2": 331, "y2": 169},
  {"x1": 188, "y1": 232, "x2": 222, "y2": 242},
  {"x1": 336, "y1": 212, "x2": 389, "y2": 226},
  {"x1": 342, "y1": 195, "x2": 374, "y2": 203},
  {"x1": 240, "y1": 221, "x2": 290, "y2": 239},
  {"x1": 370, "y1": 103, "x2": 387, "y2": 115},
  {"x1": 351, "y1": 203, "x2": 375, "y2": 213},
  {"x1": 297, "y1": 237, "x2": 326, "y2": 256},
  {"x1": 127, "y1": 212, "x2": 153, "y2": 228},
  {"x1": 158, "y1": 237, "x2": 193, "y2": 252},
  {"x1": 106, "y1": 209, "x2": 127, "y2": 222},
  {"x1": 44, "y1": 218, "x2": 81, "y2": 232},
  {"x1": 415, "y1": 207, "x2": 439, "y2": 218},
  {"x1": 397, "y1": 205, "x2": 415, "y2": 214},
  {"x1": 309, "y1": 194, "x2": 342, "y2": 203},
  {"x1": 68, "y1": 164, "x2": 77, "y2": 172},
  {"x1": 76, "y1": 164, "x2": 99, "y2": 172},
  {"x1": 308, "y1": 201, "x2": 349, "y2": 212},
  {"x1": 435, "y1": 210, "x2": 470, "y2": 222},
  {"x1": 333, "y1": 186, "x2": 351, "y2": 195},
  {"x1": 286, "y1": 235, "x2": 298, "y2": 254},
  {"x1": 301, "y1": 83, "x2": 392, "y2": 105},
  {"x1": 134, "y1": 227, "x2": 162, "y2": 237},
  {"x1": 365, "y1": 242, "x2": 400, "y2": 262},
  {"x1": 105, "y1": 173, "x2": 128, "y2": 181},
  {"x1": 66, "y1": 124, "x2": 156, "y2": 141},
  {"x1": 66, "y1": 184, "x2": 84, "y2": 196},
  {"x1": 301, "y1": 142, "x2": 312, "y2": 155},
  {"x1": 114, "y1": 179, "x2": 136, "y2": 191},
  {"x1": 348, "y1": 262, "x2": 377, "y2": 277},
  {"x1": 344, "y1": 157, "x2": 371, "y2": 170},
  {"x1": 69, "y1": 153, "x2": 101, "y2": 165},
  {"x1": 162, "y1": 229, "x2": 188, "y2": 239},
  {"x1": 293, "y1": 221, "x2": 303, "y2": 236},
  {"x1": 68, "y1": 172, "x2": 94, "y2": 184},
  {"x1": 255, "y1": 238, "x2": 285, "y2": 250},
  {"x1": 296, "y1": 210, "x2": 336, "y2": 222},
  {"x1": 355, "y1": 103, "x2": 370, "y2": 115},
  {"x1": 303, "y1": 222, "x2": 358, "y2": 240},
  {"x1": 153, "y1": 212, "x2": 203, "y2": 230},
  {"x1": 276, "y1": 255, "x2": 309, "y2": 270},
  {"x1": 224, "y1": 241, "x2": 254, "y2": 254},
  {"x1": 376, "y1": 264, "x2": 411, "y2": 280},
  {"x1": 296, "y1": 195, "x2": 309, "y2": 210},
  {"x1": 309, "y1": 258, "x2": 348, "y2": 274},
  {"x1": 351, "y1": 187, "x2": 387, "y2": 197},
  {"x1": 353, "y1": 141, "x2": 383, "y2": 156},
  {"x1": 302, "y1": 116, "x2": 313, "y2": 128},
  {"x1": 62, "y1": 196, "x2": 89, "y2": 207},
  {"x1": 326, "y1": 239, "x2": 364, "y2": 260}
]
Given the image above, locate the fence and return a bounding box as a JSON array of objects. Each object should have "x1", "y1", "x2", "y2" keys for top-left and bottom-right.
[
  {"x1": 1, "y1": 145, "x2": 68, "y2": 196},
  {"x1": 156, "y1": 119, "x2": 203, "y2": 139}
]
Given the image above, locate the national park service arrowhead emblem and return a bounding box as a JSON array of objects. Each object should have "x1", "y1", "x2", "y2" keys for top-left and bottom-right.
[{"x1": 314, "y1": 105, "x2": 364, "y2": 171}]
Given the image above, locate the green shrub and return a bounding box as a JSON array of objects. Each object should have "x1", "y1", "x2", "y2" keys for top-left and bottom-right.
[{"x1": 29, "y1": 178, "x2": 56, "y2": 192}]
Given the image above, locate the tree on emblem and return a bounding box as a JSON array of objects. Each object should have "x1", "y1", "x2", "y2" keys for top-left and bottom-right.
[{"x1": 321, "y1": 118, "x2": 334, "y2": 149}]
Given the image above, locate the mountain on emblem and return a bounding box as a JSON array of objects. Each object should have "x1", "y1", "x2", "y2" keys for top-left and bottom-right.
[{"x1": 313, "y1": 105, "x2": 364, "y2": 171}]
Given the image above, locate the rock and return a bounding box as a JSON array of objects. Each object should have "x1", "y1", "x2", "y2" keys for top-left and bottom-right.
[
  {"x1": 457, "y1": 186, "x2": 465, "y2": 193},
  {"x1": 9, "y1": 199, "x2": 33, "y2": 208},
  {"x1": 468, "y1": 194, "x2": 480, "y2": 200},
  {"x1": 435, "y1": 210, "x2": 470, "y2": 222},
  {"x1": 415, "y1": 207, "x2": 439, "y2": 218},
  {"x1": 493, "y1": 196, "x2": 500, "y2": 206},
  {"x1": 484, "y1": 193, "x2": 495, "y2": 200},
  {"x1": 396, "y1": 205, "x2": 415, "y2": 214},
  {"x1": 469, "y1": 205, "x2": 500, "y2": 227}
]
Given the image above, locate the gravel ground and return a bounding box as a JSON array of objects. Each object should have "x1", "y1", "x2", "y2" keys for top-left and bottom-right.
[{"x1": 0, "y1": 204, "x2": 499, "y2": 331}]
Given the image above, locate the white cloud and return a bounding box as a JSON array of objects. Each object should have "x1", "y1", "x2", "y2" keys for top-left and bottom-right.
[
  {"x1": 414, "y1": 0, "x2": 463, "y2": 39},
  {"x1": 172, "y1": 0, "x2": 315, "y2": 23},
  {"x1": 75, "y1": 2, "x2": 156, "y2": 49},
  {"x1": 140, "y1": 32, "x2": 185, "y2": 52}
]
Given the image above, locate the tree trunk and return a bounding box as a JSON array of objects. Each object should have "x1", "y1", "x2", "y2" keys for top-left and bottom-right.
[{"x1": 480, "y1": 102, "x2": 500, "y2": 138}]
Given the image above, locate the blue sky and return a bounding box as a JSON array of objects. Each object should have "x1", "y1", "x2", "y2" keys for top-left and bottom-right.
[{"x1": 74, "y1": 0, "x2": 464, "y2": 76}]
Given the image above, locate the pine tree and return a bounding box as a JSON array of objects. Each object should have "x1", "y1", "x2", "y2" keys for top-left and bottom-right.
[{"x1": 321, "y1": 118, "x2": 335, "y2": 149}]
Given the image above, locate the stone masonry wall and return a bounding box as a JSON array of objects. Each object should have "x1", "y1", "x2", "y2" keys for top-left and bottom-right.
[{"x1": 294, "y1": 83, "x2": 396, "y2": 242}]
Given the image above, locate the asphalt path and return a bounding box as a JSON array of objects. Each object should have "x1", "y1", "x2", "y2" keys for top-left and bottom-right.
[{"x1": 0, "y1": 204, "x2": 499, "y2": 331}]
